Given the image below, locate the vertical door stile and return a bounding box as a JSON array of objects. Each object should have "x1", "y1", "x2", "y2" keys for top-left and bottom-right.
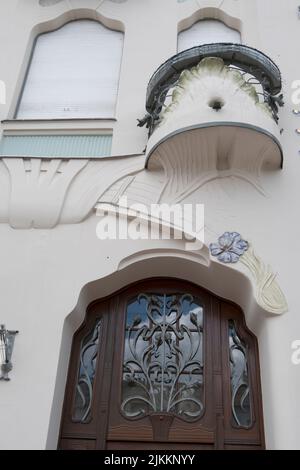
[
  {"x1": 95, "y1": 297, "x2": 119, "y2": 450},
  {"x1": 212, "y1": 297, "x2": 225, "y2": 450}
]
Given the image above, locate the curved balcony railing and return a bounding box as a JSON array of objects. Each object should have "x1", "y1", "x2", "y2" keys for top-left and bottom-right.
[{"x1": 138, "y1": 43, "x2": 284, "y2": 136}]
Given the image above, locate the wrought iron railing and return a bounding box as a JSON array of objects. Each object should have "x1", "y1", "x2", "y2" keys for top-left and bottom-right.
[{"x1": 138, "y1": 43, "x2": 284, "y2": 136}]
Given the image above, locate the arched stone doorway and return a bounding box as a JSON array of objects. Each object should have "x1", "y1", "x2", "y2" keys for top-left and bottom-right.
[{"x1": 58, "y1": 278, "x2": 265, "y2": 450}]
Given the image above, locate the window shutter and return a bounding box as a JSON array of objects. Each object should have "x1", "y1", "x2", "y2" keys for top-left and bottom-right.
[
  {"x1": 178, "y1": 20, "x2": 241, "y2": 52},
  {"x1": 17, "y1": 20, "x2": 124, "y2": 119}
]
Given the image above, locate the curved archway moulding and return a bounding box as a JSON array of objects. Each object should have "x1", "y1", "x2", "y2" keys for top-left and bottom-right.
[{"x1": 178, "y1": 6, "x2": 242, "y2": 36}]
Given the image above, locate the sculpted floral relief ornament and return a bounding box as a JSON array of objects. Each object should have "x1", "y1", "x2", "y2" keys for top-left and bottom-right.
[
  {"x1": 209, "y1": 232, "x2": 249, "y2": 264},
  {"x1": 209, "y1": 232, "x2": 288, "y2": 315}
]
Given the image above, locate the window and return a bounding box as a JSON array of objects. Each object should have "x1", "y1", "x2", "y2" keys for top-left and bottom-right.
[
  {"x1": 72, "y1": 318, "x2": 102, "y2": 423},
  {"x1": 121, "y1": 294, "x2": 204, "y2": 421},
  {"x1": 16, "y1": 20, "x2": 124, "y2": 119},
  {"x1": 59, "y1": 279, "x2": 265, "y2": 450},
  {"x1": 178, "y1": 20, "x2": 241, "y2": 52}
]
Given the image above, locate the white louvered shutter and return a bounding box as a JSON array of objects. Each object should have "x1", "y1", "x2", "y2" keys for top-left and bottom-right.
[
  {"x1": 178, "y1": 20, "x2": 241, "y2": 52},
  {"x1": 17, "y1": 20, "x2": 124, "y2": 119}
]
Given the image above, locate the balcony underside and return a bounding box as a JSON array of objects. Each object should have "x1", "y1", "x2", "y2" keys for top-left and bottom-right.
[
  {"x1": 145, "y1": 124, "x2": 282, "y2": 203},
  {"x1": 146, "y1": 122, "x2": 282, "y2": 171}
]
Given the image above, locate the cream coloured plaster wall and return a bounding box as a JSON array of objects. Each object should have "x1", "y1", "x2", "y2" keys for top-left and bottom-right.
[{"x1": 0, "y1": 0, "x2": 299, "y2": 450}]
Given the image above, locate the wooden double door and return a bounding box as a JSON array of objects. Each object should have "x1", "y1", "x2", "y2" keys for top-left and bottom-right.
[{"x1": 59, "y1": 279, "x2": 265, "y2": 450}]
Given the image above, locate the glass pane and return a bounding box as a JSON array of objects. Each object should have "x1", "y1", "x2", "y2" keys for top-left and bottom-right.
[
  {"x1": 121, "y1": 293, "x2": 204, "y2": 421},
  {"x1": 17, "y1": 21, "x2": 124, "y2": 119},
  {"x1": 72, "y1": 319, "x2": 102, "y2": 423},
  {"x1": 178, "y1": 20, "x2": 241, "y2": 53},
  {"x1": 228, "y1": 320, "x2": 252, "y2": 428}
]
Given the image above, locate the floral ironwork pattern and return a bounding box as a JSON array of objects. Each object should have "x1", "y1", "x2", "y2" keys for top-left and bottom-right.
[
  {"x1": 209, "y1": 232, "x2": 249, "y2": 264},
  {"x1": 73, "y1": 319, "x2": 102, "y2": 423},
  {"x1": 139, "y1": 44, "x2": 283, "y2": 135},
  {"x1": 228, "y1": 320, "x2": 252, "y2": 428},
  {"x1": 121, "y1": 293, "x2": 204, "y2": 421}
]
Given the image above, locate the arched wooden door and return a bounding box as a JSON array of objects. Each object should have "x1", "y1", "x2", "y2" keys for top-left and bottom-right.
[{"x1": 59, "y1": 279, "x2": 265, "y2": 450}]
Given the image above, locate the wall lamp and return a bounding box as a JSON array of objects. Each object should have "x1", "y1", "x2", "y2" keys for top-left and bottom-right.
[{"x1": 0, "y1": 325, "x2": 18, "y2": 381}]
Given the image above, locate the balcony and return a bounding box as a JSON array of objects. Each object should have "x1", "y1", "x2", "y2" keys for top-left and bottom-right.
[{"x1": 139, "y1": 44, "x2": 284, "y2": 180}]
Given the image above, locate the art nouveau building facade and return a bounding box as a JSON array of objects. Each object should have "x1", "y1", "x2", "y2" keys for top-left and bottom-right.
[{"x1": 0, "y1": 0, "x2": 299, "y2": 450}]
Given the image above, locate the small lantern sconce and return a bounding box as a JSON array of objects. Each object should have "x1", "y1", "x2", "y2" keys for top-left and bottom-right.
[{"x1": 0, "y1": 325, "x2": 19, "y2": 381}]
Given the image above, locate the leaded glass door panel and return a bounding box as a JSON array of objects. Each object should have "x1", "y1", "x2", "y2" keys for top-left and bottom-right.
[
  {"x1": 106, "y1": 280, "x2": 215, "y2": 447},
  {"x1": 122, "y1": 294, "x2": 204, "y2": 420}
]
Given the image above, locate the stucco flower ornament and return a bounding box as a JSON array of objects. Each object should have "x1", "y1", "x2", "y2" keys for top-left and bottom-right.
[{"x1": 209, "y1": 232, "x2": 249, "y2": 264}]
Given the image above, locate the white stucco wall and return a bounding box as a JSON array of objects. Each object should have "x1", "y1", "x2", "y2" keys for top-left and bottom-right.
[{"x1": 0, "y1": 0, "x2": 299, "y2": 450}]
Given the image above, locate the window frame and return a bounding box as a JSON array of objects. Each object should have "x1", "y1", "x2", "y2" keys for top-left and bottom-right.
[{"x1": 14, "y1": 19, "x2": 125, "y2": 121}]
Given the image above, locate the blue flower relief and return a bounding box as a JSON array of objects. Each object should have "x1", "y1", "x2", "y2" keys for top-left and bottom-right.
[{"x1": 209, "y1": 232, "x2": 249, "y2": 264}]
